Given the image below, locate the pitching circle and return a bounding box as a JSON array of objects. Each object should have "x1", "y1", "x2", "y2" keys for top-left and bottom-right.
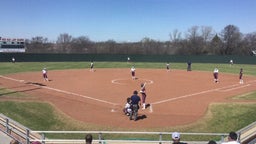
[{"x1": 111, "y1": 78, "x2": 154, "y2": 85}]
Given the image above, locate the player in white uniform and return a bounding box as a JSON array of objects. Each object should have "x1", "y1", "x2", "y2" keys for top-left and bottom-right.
[
  {"x1": 213, "y1": 67, "x2": 219, "y2": 83},
  {"x1": 140, "y1": 83, "x2": 147, "y2": 109},
  {"x1": 123, "y1": 97, "x2": 132, "y2": 116},
  {"x1": 90, "y1": 61, "x2": 94, "y2": 72},
  {"x1": 130, "y1": 66, "x2": 136, "y2": 80},
  {"x1": 42, "y1": 68, "x2": 49, "y2": 81},
  {"x1": 166, "y1": 62, "x2": 170, "y2": 72}
]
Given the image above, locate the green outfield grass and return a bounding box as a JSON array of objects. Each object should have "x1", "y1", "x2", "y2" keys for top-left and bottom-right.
[
  {"x1": 0, "y1": 61, "x2": 256, "y2": 76},
  {"x1": 0, "y1": 62, "x2": 256, "y2": 141}
]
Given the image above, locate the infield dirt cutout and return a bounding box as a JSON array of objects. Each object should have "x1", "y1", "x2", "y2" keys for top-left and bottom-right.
[{"x1": 1, "y1": 68, "x2": 256, "y2": 129}]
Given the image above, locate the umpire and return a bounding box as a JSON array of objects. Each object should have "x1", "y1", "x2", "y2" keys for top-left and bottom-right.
[{"x1": 130, "y1": 90, "x2": 141, "y2": 121}]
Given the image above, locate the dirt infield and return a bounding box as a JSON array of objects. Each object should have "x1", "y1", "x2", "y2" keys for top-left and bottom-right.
[{"x1": 1, "y1": 68, "x2": 256, "y2": 129}]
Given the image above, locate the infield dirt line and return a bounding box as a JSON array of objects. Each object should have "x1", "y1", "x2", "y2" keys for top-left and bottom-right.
[
  {"x1": 0, "y1": 75, "x2": 119, "y2": 106},
  {"x1": 217, "y1": 84, "x2": 251, "y2": 92},
  {"x1": 152, "y1": 80, "x2": 256, "y2": 105}
]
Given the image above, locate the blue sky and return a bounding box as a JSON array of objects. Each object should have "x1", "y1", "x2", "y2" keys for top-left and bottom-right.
[{"x1": 1, "y1": 0, "x2": 256, "y2": 42}]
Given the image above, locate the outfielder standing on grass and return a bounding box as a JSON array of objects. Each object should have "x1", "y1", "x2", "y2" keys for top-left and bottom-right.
[
  {"x1": 213, "y1": 67, "x2": 219, "y2": 83},
  {"x1": 130, "y1": 66, "x2": 136, "y2": 80},
  {"x1": 239, "y1": 68, "x2": 243, "y2": 84},
  {"x1": 140, "y1": 82, "x2": 147, "y2": 110}
]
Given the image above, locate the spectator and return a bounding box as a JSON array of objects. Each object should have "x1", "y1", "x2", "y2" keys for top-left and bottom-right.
[
  {"x1": 221, "y1": 131, "x2": 240, "y2": 144},
  {"x1": 171, "y1": 132, "x2": 187, "y2": 144},
  {"x1": 208, "y1": 140, "x2": 217, "y2": 144},
  {"x1": 85, "y1": 134, "x2": 93, "y2": 144},
  {"x1": 10, "y1": 140, "x2": 19, "y2": 144}
]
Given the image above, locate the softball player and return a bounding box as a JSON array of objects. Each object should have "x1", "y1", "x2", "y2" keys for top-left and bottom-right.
[
  {"x1": 90, "y1": 61, "x2": 94, "y2": 72},
  {"x1": 239, "y1": 68, "x2": 243, "y2": 84},
  {"x1": 42, "y1": 68, "x2": 49, "y2": 81},
  {"x1": 166, "y1": 62, "x2": 170, "y2": 72},
  {"x1": 213, "y1": 67, "x2": 219, "y2": 83},
  {"x1": 187, "y1": 61, "x2": 192, "y2": 71},
  {"x1": 123, "y1": 97, "x2": 132, "y2": 116},
  {"x1": 130, "y1": 66, "x2": 136, "y2": 80},
  {"x1": 140, "y1": 83, "x2": 147, "y2": 109}
]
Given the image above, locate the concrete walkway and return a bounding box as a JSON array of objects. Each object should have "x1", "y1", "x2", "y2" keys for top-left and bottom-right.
[{"x1": 0, "y1": 131, "x2": 12, "y2": 144}]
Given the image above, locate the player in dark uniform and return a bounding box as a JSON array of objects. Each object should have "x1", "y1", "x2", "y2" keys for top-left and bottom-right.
[
  {"x1": 166, "y1": 62, "x2": 170, "y2": 72},
  {"x1": 187, "y1": 61, "x2": 192, "y2": 71},
  {"x1": 239, "y1": 68, "x2": 243, "y2": 84},
  {"x1": 130, "y1": 90, "x2": 141, "y2": 121}
]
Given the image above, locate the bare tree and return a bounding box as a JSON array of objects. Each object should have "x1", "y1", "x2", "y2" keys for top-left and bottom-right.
[
  {"x1": 210, "y1": 34, "x2": 223, "y2": 54},
  {"x1": 221, "y1": 25, "x2": 242, "y2": 55},
  {"x1": 185, "y1": 26, "x2": 205, "y2": 54},
  {"x1": 56, "y1": 33, "x2": 73, "y2": 53},
  {"x1": 169, "y1": 29, "x2": 182, "y2": 42},
  {"x1": 71, "y1": 36, "x2": 92, "y2": 53},
  {"x1": 57, "y1": 33, "x2": 72, "y2": 44},
  {"x1": 186, "y1": 26, "x2": 199, "y2": 41},
  {"x1": 31, "y1": 36, "x2": 48, "y2": 43},
  {"x1": 201, "y1": 26, "x2": 213, "y2": 42},
  {"x1": 241, "y1": 32, "x2": 256, "y2": 55}
]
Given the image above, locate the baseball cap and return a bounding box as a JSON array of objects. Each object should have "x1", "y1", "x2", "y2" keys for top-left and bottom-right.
[{"x1": 172, "y1": 132, "x2": 180, "y2": 140}]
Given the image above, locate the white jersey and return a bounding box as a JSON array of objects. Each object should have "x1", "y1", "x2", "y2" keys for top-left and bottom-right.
[
  {"x1": 42, "y1": 69, "x2": 47, "y2": 74},
  {"x1": 214, "y1": 68, "x2": 219, "y2": 73},
  {"x1": 131, "y1": 67, "x2": 135, "y2": 72}
]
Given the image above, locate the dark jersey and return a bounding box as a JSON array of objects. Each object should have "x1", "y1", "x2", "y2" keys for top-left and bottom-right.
[{"x1": 130, "y1": 94, "x2": 141, "y2": 105}]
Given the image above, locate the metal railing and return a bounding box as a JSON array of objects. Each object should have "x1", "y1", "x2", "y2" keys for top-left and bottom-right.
[
  {"x1": 1, "y1": 113, "x2": 256, "y2": 144},
  {"x1": 237, "y1": 121, "x2": 256, "y2": 144},
  {"x1": 0, "y1": 113, "x2": 41, "y2": 144},
  {"x1": 29, "y1": 130, "x2": 229, "y2": 144}
]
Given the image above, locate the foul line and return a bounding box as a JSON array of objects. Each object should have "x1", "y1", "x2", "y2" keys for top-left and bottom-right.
[
  {"x1": 217, "y1": 84, "x2": 251, "y2": 92},
  {"x1": 0, "y1": 75, "x2": 119, "y2": 106},
  {"x1": 152, "y1": 80, "x2": 256, "y2": 105}
]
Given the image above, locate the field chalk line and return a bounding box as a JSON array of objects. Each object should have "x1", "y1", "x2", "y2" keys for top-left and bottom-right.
[
  {"x1": 111, "y1": 78, "x2": 154, "y2": 85},
  {"x1": 152, "y1": 80, "x2": 256, "y2": 105},
  {"x1": 0, "y1": 75, "x2": 119, "y2": 107},
  {"x1": 1, "y1": 75, "x2": 256, "y2": 111}
]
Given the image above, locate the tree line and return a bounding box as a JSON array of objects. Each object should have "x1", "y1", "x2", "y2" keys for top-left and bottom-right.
[{"x1": 26, "y1": 24, "x2": 256, "y2": 55}]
